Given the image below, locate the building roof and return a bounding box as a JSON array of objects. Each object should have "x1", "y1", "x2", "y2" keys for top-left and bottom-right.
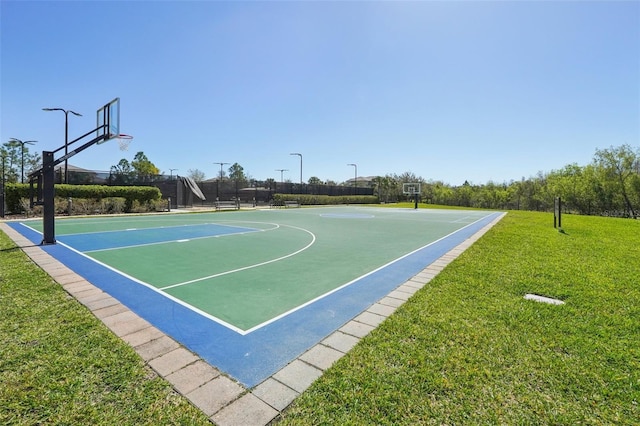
[{"x1": 53, "y1": 164, "x2": 95, "y2": 173}]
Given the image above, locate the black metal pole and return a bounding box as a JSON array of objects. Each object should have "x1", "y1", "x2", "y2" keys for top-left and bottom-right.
[
  {"x1": 0, "y1": 156, "x2": 5, "y2": 218},
  {"x1": 42, "y1": 108, "x2": 82, "y2": 184},
  {"x1": 42, "y1": 151, "x2": 56, "y2": 244},
  {"x1": 558, "y1": 197, "x2": 562, "y2": 228},
  {"x1": 64, "y1": 113, "x2": 68, "y2": 184},
  {"x1": 21, "y1": 144, "x2": 25, "y2": 183}
]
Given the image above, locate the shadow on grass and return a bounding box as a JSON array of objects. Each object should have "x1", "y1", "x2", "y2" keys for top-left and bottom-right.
[{"x1": 0, "y1": 245, "x2": 40, "y2": 253}]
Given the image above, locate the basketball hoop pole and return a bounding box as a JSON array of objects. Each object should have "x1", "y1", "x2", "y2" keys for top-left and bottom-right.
[
  {"x1": 29, "y1": 98, "x2": 124, "y2": 245},
  {"x1": 41, "y1": 152, "x2": 55, "y2": 243},
  {"x1": 402, "y1": 183, "x2": 421, "y2": 210},
  {"x1": 36, "y1": 131, "x2": 108, "y2": 245}
]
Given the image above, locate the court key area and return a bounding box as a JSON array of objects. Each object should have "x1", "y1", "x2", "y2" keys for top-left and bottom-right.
[{"x1": 9, "y1": 206, "x2": 502, "y2": 388}]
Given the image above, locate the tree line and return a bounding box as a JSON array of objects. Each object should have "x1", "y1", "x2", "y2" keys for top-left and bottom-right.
[
  {"x1": 104, "y1": 144, "x2": 640, "y2": 218},
  {"x1": 382, "y1": 144, "x2": 638, "y2": 218},
  {"x1": 4, "y1": 139, "x2": 638, "y2": 218}
]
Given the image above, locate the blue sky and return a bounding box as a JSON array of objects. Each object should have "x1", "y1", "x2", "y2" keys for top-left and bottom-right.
[{"x1": 2, "y1": 1, "x2": 638, "y2": 185}]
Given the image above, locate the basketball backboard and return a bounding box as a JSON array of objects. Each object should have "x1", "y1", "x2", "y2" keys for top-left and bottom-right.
[
  {"x1": 402, "y1": 183, "x2": 421, "y2": 195},
  {"x1": 96, "y1": 97, "x2": 120, "y2": 144}
]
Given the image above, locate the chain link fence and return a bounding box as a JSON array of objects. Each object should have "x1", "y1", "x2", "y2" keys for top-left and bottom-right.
[{"x1": 56, "y1": 170, "x2": 374, "y2": 209}]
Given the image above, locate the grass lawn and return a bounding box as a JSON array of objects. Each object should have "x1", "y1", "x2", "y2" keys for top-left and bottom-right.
[
  {"x1": 2, "y1": 209, "x2": 639, "y2": 424},
  {"x1": 279, "y1": 210, "x2": 640, "y2": 424},
  {"x1": 0, "y1": 230, "x2": 211, "y2": 425}
]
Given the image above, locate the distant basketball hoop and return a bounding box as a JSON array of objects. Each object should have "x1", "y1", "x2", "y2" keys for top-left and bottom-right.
[
  {"x1": 402, "y1": 182, "x2": 421, "y2": 210},
  {"x1": 115, "y1": 134, "x2": 133, "y2": 151}
]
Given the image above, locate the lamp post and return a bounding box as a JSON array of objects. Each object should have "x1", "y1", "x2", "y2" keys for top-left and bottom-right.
[
  {"x1": 169, "y1": 168, "x2": 178, "y2": 180},
  {"x1": 42, "y1": 107, "x2": 82, "y2": 184},
  {"x1": 214, "y1": 162, "x2": 230, "y2": 180},
  {"x1": 275, "y1": 169, "x2": 288, "y2": 183},
  {"x1": 1, "y1": 153, "x2": 6, "y2": 217},
  {"x1": 9, "y1": 138, "x2": 37, "y2": 183},
  {"x1": 348, "y1": 163, "x2": 357, "y2": 193},
  {"x1": 213, "y1": 162, "x2": 229, "y2": 201},
  {"x1": 290, "y1": 153, "x2": 302, "y2": 184}
]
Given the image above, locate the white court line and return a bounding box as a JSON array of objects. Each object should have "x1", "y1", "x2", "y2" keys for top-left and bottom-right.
[
  {"x1": 83, "y1": 227, "x2": 268, "y2": 253},
  {"x1": 55, "y1": 221, "x2": 263, "y2": 237},
  {"x1": 15, "y1": 220, "x2": 262, "y2": 335},
  {"x1": 159, "y1": 224, "x2": 316, "y2": 290},
  {"x1": 16, "y1": 211, "x2": 499, "y2": 336},
  {"x1": 241, "y1": 212, "x2": 499, "y2": 334},
  {"x1": 451, "y1": 215, "x2": 474, "y2": 223},
  {"x1": 57, "y1": 237, "x2": 250, "y2": 335}
]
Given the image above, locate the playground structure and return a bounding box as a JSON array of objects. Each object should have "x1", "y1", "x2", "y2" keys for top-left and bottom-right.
[{"x1": 29, "y1": 98, "x2": 126, "y2": 245}]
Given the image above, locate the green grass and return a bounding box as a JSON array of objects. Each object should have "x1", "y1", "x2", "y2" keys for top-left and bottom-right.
[
  {"x1": 278, "y1": 211, "x2": 640, "y2": 424},
  {"x1": 0, "y1": 232, "x2": 211, "y2": 425}
]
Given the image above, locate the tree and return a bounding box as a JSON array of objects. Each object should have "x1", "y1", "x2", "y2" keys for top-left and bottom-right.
[
  {"x1": 455, "y1": 180, "x2": 474, "y2": 207},
  {"x1": 373, "y1": 175, "x2": 396, "y2": 203},
  {"x1": 131, "y1": 151, "x2": 160, "y2": 182},
  {"x1": 308, "y1": 176, "x2": 322, "y2": 185},
  {"x1": 228, "y1": 163, "x2": 247, "y2": 185},
  {"x1": 2, "y1": 139, "x2": 41, "y2": 183},
  {"x1": 109, "y1": 159, "x2": 134, "y2": 185},
  {"x1": 264, "y1": 178, "x2": 276, "y2": 189},
  {"x1": 187, "y1": 169, "x2": 206, "y2": 182},
  {"x1": 432, "y1": 181, "x2": 454, "y2": 205},
  {"x1": 594, "y1": 144, "x2": 638, "y2": 218}
]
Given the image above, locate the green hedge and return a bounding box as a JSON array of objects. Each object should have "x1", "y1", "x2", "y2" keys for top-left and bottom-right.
[
  {"x1": 272, "y1": 193, "x2": 378, "y2": 206},
  {"x1": 4, "y1": 184, "x2": 162, "y2": 214}
]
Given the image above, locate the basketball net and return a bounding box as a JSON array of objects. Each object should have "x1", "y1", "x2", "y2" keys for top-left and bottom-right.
[{"x1": 115, "y1": 134, "x2": 133, "y2": 151}]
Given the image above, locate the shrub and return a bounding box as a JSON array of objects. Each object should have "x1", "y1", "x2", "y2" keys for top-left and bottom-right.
[
  {"x1": 148, "y1": 198, "x2": 169, "y2": 212},
  {"x1": 101, "y1": 197, "x2": 126, "y2": 214},
  {"x1": 272, "y1": 193, "x2": 378, "y2": 206},
  {"x1": 4, "y1": 184, "x2": 162, "y2": 214}
]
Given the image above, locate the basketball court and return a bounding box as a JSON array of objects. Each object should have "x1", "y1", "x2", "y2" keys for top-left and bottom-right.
[
  {"x1": 7, "y1": 207, "x2": 502, "y2": 387},
  {"x1": 7, "y1": 98, "x2": 505, "y2": 421}
]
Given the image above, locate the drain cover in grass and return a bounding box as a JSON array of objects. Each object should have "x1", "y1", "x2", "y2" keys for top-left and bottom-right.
[{"x1": 524, "y1": 294, "x2": 565, "y2": 305}]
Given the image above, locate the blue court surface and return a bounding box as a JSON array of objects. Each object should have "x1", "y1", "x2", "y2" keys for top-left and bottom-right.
[{"x1": 9, "y1": 206, "x2": 502, "y2": 387}]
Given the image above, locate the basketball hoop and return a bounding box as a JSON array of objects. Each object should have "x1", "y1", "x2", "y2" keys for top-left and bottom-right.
[{"x1": 115, "y1": 134, "x2": 133, "y2": 151}]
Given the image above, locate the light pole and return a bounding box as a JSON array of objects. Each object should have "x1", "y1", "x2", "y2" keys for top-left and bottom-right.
[
  {"x1": 10, "y1": 138, "x2": 37, "y2": 183},
  {"x1": 348, "y1": 163, "x2": 357, "y2": 194},
  {"x1": 275, "y1": 169, "x2": 288, "y2": 183},
  {"x1": 290, "y1": 153, "x2": 302, "y2": 184},
  {"x1": 214, "y1": 162, "x2": 230, "y2": 180},
  {"x1": 169, "y1": 168, "x2": 178, "y2": 180},
  {"x1": 1, "y1": 153, "x2": 6, "y2": 217},
  {"x1": 42, "y1": 107, "x2": 82, "y2": 184},
  {"x1": 1, "y1": 153, "x2": 5, "y2": 181},
  {"x1": 213, "y1": 162, "x2": 229, "y2": 201}
]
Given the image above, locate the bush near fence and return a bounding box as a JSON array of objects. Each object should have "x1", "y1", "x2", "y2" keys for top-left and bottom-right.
[
  {"x1": 4, "y1": 184, "x2": 162, "y2": 215},
  {"x1": 272, "y1": 193, "x2": 378, "y2": 206}
]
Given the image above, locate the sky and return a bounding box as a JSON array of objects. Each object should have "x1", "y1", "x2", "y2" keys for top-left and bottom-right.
[{"x1": 1, "y1": 0, "x2": 639, "y2": 186}]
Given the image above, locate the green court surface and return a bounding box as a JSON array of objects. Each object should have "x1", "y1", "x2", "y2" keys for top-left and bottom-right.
[{"x1": 22, "y1": 206, "x2": 494, "y2": 333}]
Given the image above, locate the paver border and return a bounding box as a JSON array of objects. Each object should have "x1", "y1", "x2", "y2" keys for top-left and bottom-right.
[{"x1": 1, "y1": 211, "x2": 506, "y2": 425}]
